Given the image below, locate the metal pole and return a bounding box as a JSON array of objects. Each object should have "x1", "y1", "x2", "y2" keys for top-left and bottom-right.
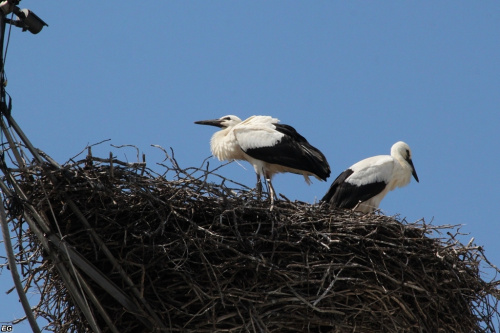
[
  {"x1": 0, "y1": 5, "x2": 6, "y2": 107},
  {"x1": 0, "y1": 194, "x2": 42, "y2": 333},
  {"x1": 0, "y1": 8, "x2": 42, "y2": 333}
]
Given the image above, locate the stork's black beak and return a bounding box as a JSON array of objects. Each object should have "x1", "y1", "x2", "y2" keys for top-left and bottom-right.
[
  {"x1": 194, "y1": 119, "x2": 224, "y2": 128},
  {"x1": 408, "y1": 158, "x2": 419, "y2": 183}
]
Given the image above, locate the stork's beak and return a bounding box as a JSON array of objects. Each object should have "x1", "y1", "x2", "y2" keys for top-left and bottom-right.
[
  {"x1": 408, "y1": 158, "x2": 419, "y2": 183},
  {"x1": 194, "y1": 119, "x2": 224, "y2": 128}
]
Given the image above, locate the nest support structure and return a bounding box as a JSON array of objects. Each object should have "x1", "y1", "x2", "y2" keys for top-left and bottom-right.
[{"x1": 0, "y1": 113, "x2": 499, "y2": 332}]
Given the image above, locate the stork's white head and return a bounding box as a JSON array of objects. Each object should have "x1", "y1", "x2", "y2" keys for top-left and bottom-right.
[
  {"x1": 194, "y1": 115, "x2": 242, "y2": 129},
  {"x1": 391, "y1": 141, "x2": 419, "y2": 182}
]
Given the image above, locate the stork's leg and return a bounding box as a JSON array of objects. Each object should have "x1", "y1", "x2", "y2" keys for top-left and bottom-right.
[
  {"x1": 352, "y1": 200, "x2": 362, "y2": 212},
  {"x1": 256, "y1": 174, "x2": 262, "y2": 199},
  {"x1": 266, "y1": 178, "x2": 277, "y2": 206}
]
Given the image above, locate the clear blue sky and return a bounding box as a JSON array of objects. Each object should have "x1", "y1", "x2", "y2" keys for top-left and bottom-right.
[{"x1": 1, "y1": 1, "x2": 499, "y2": 330}]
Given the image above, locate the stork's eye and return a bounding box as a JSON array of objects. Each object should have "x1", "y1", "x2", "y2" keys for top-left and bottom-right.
[
  {"x1": 406, "y1": 149, "x2": 410, "y2": 158},
  {"x1": 223, "y1": 117, "x2": 231, "y2": 120}
]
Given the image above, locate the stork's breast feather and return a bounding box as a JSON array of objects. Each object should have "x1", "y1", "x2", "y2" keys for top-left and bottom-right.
[{"x1": 210, "y1": 130, "x2": 245, "y2": 161}]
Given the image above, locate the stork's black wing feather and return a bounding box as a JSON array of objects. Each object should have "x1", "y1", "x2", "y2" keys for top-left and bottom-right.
[
  {"x1": 321, "y1": 169, "x2": 386, "y2": 208},
  {"x1": 244, "y1": 123, "x2": 331, "y2": 180}
]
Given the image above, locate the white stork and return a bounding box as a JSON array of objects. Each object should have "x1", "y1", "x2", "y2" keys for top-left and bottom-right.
[
  {"x1": 321, "y1": 141, "x2": 419, "y2": 213},
  {"x1": 195, "y1": 115, "x2": 331, "y2": 203}
]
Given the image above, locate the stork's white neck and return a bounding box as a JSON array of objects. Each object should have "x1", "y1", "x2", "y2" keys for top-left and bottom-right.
[
  {"x1": 389, "y1": 156, "x2": 413, "y2": 190},
  {"x1": 210, "y1": 128, "x2": 245, "y2": 161}
]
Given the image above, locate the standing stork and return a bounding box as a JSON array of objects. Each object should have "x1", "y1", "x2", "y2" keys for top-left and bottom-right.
[
  {"x1": 195, "y1": 115, "x2": 331, "y2": 204},
  {"x1": 321, "y1": 141, "x2": 419, "y2": 213}
]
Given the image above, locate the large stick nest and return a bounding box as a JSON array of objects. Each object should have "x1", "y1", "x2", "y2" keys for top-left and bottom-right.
[{"x1": 4, "y1": 148, "x2": 500, "y2": 332}]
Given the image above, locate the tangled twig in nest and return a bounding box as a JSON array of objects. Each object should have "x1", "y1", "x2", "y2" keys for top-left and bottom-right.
[{"x1": 2, "y1": 147, "x2": 499, "y2": 332}]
